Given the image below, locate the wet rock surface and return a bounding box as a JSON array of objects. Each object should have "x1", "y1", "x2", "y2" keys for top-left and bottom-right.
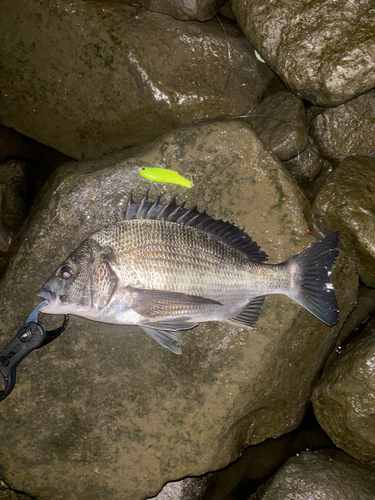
[
  {"x1": 246, "y1": 90, "x2": 308, "y2": 162},
  {"x1": 311, "y1": 89, "x2": 375, "y2": 164},
  {"x1": 331, "y1": 285, "x2": 375, "y2": 353},
  {"x1": 230, "y1": 0, "x2": 375, "y2": 107},
  {"x1": 312, "y1": 156, "x2": 375, "y2": 287},
  {"x1": 148, "y1": 476, "x2": 210, "y2": 499},
  {"x1": 0, "y1": 480, "x2": 31, "y2": 500},
  {"x1": 282, "y1": 137, "x2": 330, "y2": 185},
  {"x1": 0, "y1": 0, "x2": 274, "y2": 160},
  {"x1": 312, "y1": 316, "x2": 375, "y2": 472},
  {"x1": 0, "y1": 120, "x2": 356, "y2": 500},
  {"x1": 249, "y1": 449, "x2": 375, "y2": 500}
]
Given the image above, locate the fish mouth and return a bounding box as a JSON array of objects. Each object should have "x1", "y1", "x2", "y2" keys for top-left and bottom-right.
[{"x1": 36, "y1": 288, "x2": 62, "y2": 313}]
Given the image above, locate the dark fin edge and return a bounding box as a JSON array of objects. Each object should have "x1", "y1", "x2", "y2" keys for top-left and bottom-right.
[
  {"x1": 119, "y1": 192, "x2": 268, "y2": 263},
  {"x1": 288, "y1": 231, "x2": 340, "y2": 327}
]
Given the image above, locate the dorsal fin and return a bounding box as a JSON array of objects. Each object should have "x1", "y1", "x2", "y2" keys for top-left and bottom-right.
[{"x1": 119, "y1": 192, "x2": 268, "y2": 262}]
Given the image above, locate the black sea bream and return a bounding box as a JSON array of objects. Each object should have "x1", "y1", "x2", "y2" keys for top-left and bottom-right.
[{"x1": 37, "y1": 193, "x2": 340, "y2": 354}]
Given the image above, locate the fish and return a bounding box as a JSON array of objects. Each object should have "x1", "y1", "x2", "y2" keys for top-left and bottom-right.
[{"x1": 37, "y1": 193, "x2": 340, "y2": 354}]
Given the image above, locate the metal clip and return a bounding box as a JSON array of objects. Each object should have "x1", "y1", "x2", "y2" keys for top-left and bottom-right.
[{"x1": 0, "y1": 301, "x2": 69, "y2": 402}]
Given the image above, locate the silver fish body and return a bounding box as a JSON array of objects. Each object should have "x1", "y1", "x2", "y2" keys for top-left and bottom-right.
[{"x1": 37, "y1": 194, "x2": 340, "y2": 354}]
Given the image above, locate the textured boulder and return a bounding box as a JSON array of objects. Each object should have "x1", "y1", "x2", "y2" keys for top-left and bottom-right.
[
  {"x1": 0, "y1": 0, "x2": 274, "y2": 160},
  {"x1": 247, "y1": 90, "x2": 308, "y2": 162},
  {"x1": 0, "y1": 121, "x2": 356, "y2": 500},
  {"x1": 283, "y1": 137, "x2": 330, "y2": 185},
  {"x1": 230, "y1": 0, "x2": 375, "y2": 106},
  {"x1": 331, "y1": 286, "x2": 375, "y2": 354},
  {"x1": 0, "y1": 480, "x2": 31, "y2": 500},
  {"x1": 250, "y1": 450, "x2": 375, "y2": 500},
  {"x1": 149, "y1": 477, "x2": 210, "y2": 499},
  {"x1": 311, "y1": 89, "x2": 375, "y2": 163},
  {"x1": 312, "y1": 156, "x2": 375, "y2": 287},
  {"x1": 313, "y1": 317, "x2": 375, "y2": 471}
]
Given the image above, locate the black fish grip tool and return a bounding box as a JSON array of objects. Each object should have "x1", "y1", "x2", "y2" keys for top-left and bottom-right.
[{"x1": 0, "y1": 301, "x2": 69, "y2": 401}]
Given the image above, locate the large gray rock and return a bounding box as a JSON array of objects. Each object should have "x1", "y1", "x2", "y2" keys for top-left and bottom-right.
[
  {"x1": 283, "y1": 137, "x2": 330, "y2": 185},
  {"x1": 250, "y1": 450, "x2": 375, "y2": 500},
  {"x1": 230, "y1": 0, "x2": 375, "y2": 107},
  {"x1": 149, "y1": 476, "x2": 210, "y2": 499},
  {"x1": 312, "y1": 156, "x2": 375, "y2": 288},
  {"x1": 334, "y1": 286, "x2": 375, "y2": 349},
  {"x1": 0, "y1": 121, "x2": 356, "y2": 500},
  {"x1": 311, "y1": 89, "x2": 375, "y2": 163},
  {"x1": 312, "y1": 317, "x2": 375, "y2": 472},
  {"x1": 0, "y1": 0, "x2": 274, "y2": 160},
  {"x1": 247, "y1": 90, "x2": 308, "y2": 162}
]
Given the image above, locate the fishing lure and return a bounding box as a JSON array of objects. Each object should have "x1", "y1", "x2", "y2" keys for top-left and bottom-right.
[{"x1": 139, "y1": 167, "x2": 192, "y2": 188}]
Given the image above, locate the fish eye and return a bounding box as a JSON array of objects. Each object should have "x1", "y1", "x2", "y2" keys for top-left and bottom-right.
[{"x1": 59, "y1": 265, "x2": 74, "y2": 279}]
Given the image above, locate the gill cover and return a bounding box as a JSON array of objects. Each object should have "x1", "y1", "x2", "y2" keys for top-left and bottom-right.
[{"x1": 40, "y1": 240, "x2": 118, "y2": 313}]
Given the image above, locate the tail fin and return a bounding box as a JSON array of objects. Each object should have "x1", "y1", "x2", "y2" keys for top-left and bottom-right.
[{"x1": 288, "y1": 232, "x2": 340, "y2": 326}]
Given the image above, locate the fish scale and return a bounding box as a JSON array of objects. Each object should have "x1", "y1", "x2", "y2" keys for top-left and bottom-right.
[
  {"x1": 99, "y1": 220, "x2": 259, "y2": 299},
  {"x1": 37, "y1": 193, "x2": 340, "y2": 354}
]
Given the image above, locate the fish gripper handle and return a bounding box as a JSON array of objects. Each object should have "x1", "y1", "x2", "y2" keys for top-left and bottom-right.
[
  {"x1": 0, "y1": 322, "x2": 47, "y2": 401},
  {"x1": 0, "y1": 308, "x2": 69, "y2": 402}
]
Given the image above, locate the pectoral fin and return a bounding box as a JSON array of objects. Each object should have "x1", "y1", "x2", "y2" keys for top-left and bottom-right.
[{"x1": 126, "y1": 286, "x2": 221, "y2": 318}]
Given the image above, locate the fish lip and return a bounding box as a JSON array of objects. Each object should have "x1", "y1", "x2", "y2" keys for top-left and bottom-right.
[
  {"x1": 36, "y1": 288, "x2": 65, "y2": 313},
  {"x1": 36, "y1": 288, "x2": 59, "y2": 303}
]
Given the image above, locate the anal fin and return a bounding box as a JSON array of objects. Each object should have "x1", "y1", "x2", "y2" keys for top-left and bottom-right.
[
  {"x1": 140, "y1": 317, "x2": 198, "y2": 354},
  {"x1": 140, "y1": 326, "x2": 183, "y2": 354},
  {"x1": 223, "y1": 296, "x2": 267, "y2": 329}
]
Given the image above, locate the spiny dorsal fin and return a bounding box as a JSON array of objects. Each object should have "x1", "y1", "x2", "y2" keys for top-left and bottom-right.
[{"x1": 119, "y1": 192, "x2": 268, "y2": 262}]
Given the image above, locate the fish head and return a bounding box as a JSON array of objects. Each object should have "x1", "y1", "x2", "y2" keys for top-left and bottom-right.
[{"x1": 37, "y1": 238, "x2": 118, "y2": 317}]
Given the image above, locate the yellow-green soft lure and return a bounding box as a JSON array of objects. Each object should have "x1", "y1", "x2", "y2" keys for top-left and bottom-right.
[{"x1": 139, "y1": 167, "x2": 192, "y2": 188}]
